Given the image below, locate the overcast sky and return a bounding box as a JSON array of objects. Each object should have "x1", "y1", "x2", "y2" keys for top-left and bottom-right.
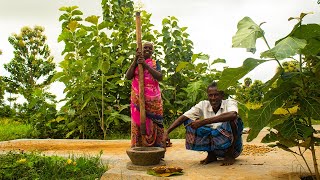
[{"x1": 0, "y1": 0, "x2": 319, "y2": 105}]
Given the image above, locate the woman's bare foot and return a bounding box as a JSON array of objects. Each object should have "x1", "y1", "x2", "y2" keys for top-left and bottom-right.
[
  {"x1": 200, "y1": 152, "x2": 217, "y2": 164},
  {"x1": 221, "y1": 156, "x2": 235, "y2": 166}
]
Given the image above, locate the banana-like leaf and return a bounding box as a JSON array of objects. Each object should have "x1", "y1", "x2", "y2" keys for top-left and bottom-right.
[
  {"x1": 261, "y1": 37, "x2": 307, "y2": 60},
  {"x1": 232, "y1": 17, "x2": 264, "y2": 49},
  {"x1": 218, "y1": 58, "x2": 268, "y2": 91}
]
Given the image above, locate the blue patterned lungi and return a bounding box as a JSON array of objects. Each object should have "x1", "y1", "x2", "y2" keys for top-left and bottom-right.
[{"x1": 184, "y1": 117, "x2": 243, "y2": 158}]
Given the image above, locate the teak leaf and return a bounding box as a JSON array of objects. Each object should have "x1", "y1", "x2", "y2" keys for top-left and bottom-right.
[
  {"x1": 232, "y1": 17, "x2": 264, "y2": 49},
  {"x1": 261, "y1": 37, "x2": 307, "y2": 60},
  {"x1": 218, "y1": 58, "x2": 268, "y2": 91}
]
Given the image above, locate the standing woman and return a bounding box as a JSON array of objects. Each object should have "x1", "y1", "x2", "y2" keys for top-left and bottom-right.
[{"x1": 126, "y1": 42, "x2": 164, "y2": 147}]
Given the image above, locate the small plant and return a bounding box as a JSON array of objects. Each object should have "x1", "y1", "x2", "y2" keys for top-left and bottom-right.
[{"x1": 0, "y1": 151, "x2": 108, "y2": 179}]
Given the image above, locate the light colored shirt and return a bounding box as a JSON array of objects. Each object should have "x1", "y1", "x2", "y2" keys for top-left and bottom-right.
[{"x1": 183, "y1": 99, "x2": 238, "y2": 129}]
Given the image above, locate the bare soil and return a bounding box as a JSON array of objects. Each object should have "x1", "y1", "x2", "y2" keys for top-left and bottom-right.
[
  {"x1": 1, "y1": 128, "x2": 319, "y2": 180},
  {"x1": 0, "y1": 139, "x2": 130, "y2": 155}
]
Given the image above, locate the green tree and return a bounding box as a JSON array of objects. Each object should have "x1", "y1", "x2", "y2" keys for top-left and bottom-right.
[
  {"x1": 4, "y1": 26, "x2": 57, "y2": 126},
  {"x1": 236, "y1": 79, "x2": 264, "y2": 104},
  {"x1": 158, "y1": 17, "x2": 223, "y2": 124},
  {"x1": 55, "y1": 4, "x2": 136, "y2": 139},
  {"x1": 54, "y1": 0, "x2": 223, "y2": 139}
]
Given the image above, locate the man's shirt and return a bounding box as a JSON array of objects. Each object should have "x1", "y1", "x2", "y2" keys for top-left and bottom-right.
[{"x1": 183, "y1": 99, "x2": 238, "y2": 129}]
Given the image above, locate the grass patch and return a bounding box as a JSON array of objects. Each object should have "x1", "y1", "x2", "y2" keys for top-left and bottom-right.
[
  {"x1": 165, "y1": 125, "x2": 185, "y2": 139},
  {"x1": 107, "y1": 132, "x2": 130, "y2": 140},
  {"x1": 0, "y1": 118, "x2": 37, "y2": 141},
  {"x1": 0, "y1": 151, "x2": 108, "y2": 180}
]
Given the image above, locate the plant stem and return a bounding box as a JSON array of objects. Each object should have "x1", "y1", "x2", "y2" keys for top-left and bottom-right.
[
  {"x1": 310, "y1": 137, "x2": 320, "y2": 180},
  {"x1": 298, "y1": 146, "x2": 313, "y2": 176},
  {"x1": 261, "y1": 34, "x2": 282, "y2": 69},
  {"x1": 101, "y1": 74, "x2": 106, "y2": 140}
]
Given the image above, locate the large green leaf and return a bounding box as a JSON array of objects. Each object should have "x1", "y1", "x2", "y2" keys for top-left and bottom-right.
[
  {"x1": 274, "y1": 118, "x2": 313, "y2": 140},
  {"x1": 291, "y1": 24, "x2": 320, "y2": 40},
  {"x1": 299, "y1": 98, "x2": 320, "y2": 120},
  {"x1": 247, "y1": 84, "x2": 293, "y2": 141},
  {"x1": 262, "y1": 69, "x2": 282, "y2": 92},
  {"x1": 238, "y1": 102, "x2": 249, "y2": 121},
  {"x1": 218, "y1": 58, "x2": 267, "y2": 91},
  {"x1": 302, "y1": 39, "x2": 320, "y2": 56},
  {"x1": 232, "y1": 17, "x2": 264, "y2": 49},
  {"x1": 261, "y1": 37, "x2": 307, "y2": 60}
]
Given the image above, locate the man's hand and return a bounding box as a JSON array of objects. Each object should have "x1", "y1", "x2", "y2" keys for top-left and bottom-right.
[
  {"x1": 189, "y1": 119, "x2": 204, "y2": 129},
  {"x1": 162, "y1": 131, "x2": 171, "y2": 149}
]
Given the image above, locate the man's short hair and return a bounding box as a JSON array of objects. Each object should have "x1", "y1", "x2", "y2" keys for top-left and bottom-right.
[
  {"x1": 207, "y1": 81, "x2": 224, "y2": 94},
  {"x1": 207, "y1": 81, "x2": 218, "y2": 91}
]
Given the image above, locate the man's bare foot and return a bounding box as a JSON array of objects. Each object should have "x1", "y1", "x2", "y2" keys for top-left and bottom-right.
[
  {"x1": 221, "y1": 156, "x2": 235, "y2": 166},
  {"x1": 200, "y1": 152, "x2": 217, "y2": 164}
]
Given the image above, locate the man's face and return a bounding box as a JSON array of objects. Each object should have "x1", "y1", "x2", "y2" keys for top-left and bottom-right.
[{"x1": 207, "y1": 87, "x2": 223, "y2": 110}]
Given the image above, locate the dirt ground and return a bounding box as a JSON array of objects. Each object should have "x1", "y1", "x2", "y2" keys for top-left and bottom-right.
[
  {"x1": 0, "y1": 139, "x2": 130, "y2": 154},
  {"x1": 0, "y1": 128, "x2": 319, "y2": 180}
]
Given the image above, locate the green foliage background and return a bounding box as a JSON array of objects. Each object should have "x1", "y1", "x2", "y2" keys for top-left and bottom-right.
[{"x1": 0, "y1": 0, "x2": 222, "y2": 139}]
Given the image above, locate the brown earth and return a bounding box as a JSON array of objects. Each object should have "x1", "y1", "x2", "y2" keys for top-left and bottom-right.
[
  {"x1": 0, "y1": 127, "x2": 319, "y2": 180},
  {"x1": 0, "y1": 139, "x2": 130, "y2": 154}
]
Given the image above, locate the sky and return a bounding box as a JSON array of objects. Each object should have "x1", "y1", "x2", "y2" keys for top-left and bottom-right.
[{"x1": 0, "y1": 0, "x2": 319, "y2": 106}]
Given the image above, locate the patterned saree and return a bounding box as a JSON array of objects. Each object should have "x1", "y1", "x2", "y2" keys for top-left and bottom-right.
[{"x1": 130, "y1": 58, "x2": 164, "y2": 147}]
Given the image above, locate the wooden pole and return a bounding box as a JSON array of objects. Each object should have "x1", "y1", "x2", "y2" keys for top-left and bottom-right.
[{"x1": 135, "y1": 12, "x2": 146, "y2": 136}]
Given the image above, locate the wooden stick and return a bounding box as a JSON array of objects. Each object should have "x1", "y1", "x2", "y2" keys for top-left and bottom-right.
[{"x1": 135, "y1": 12, "x2": 146, "y2": 136}]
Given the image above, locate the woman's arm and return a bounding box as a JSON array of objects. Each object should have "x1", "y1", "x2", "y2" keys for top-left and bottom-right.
[
  {"x1": 142, "y1": 62, "x2": 163, "y2": 81},
  {"x1": 136, "y1": 57, "x2": 163, "y2": 81},
  {"x1": 126, "y1": 50, "x2": 141, "y2": 80},
  {"x1": 125, "y1": 58, "x2": 137, "y2": 80}
]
